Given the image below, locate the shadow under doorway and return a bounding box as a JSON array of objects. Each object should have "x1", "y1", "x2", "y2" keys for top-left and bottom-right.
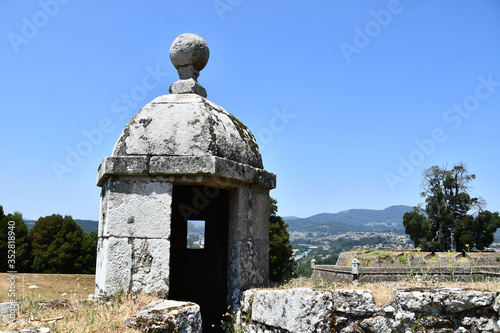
[{"x1": 170, "y1": 185, "x2": 229, "y2": 332}]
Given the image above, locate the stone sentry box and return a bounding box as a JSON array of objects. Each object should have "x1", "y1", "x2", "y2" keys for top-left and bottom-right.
[{"x1": 94, "y1": 33, "x2": 276, "y2": 330}]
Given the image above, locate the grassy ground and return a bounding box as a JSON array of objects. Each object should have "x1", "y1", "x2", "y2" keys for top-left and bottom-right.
[
  {"x1": 1, "y1": 290, "x2": 160, "y2": 332},
  {"x1": 2, "y1": 274, "x2": 500, "y2": 332},
  {"x1": 0, "y1": 273, "x2": 161, "y2": 332},
  {"x1": 0, "y1": 273, "x2": 95, "y2": 302}
]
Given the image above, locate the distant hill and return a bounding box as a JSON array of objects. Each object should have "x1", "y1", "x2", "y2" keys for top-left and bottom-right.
[
  {"x1": 286, "y1": 218, "x2": 371, "y2": 235},
  {"x1": 285, "y1": 205, "x2": 413, "y2": 234},
  {"x1": 24, "y1": 220, "x2": 36, "y2": 229},
  {"x1": 24, "y1": 219, "x2": 98, "y2": 233},
  {"x1": 21, "y1": 205, "x2": 500, "y2": 241},
  {"x1": 75, "y1": 219, "x2": 99, "y2": 233},
  {"x1": 188, "y1": 221, "x2": 205, "y2": 235}
]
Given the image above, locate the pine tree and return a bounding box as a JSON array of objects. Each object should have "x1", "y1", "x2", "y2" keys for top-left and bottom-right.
[
  {"x1": 30, "y1": 214, "x2": 84, "y2": 273},
  {"x1": 75, "y1": 230, "x2": 97, "y2": 274},
  {"x1": 0, "y1": 208, "x2": 32, "y2": 272}
]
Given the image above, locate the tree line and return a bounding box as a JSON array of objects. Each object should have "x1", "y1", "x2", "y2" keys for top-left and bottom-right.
[
  {"x1": 0, "y1": 206, "x2": 97, "y2": 274},
  {"x1": 403, "y1": 163, "x2": 500, "y2": 252},
  {"x1": 1, "y1": 199, "x2": 295, "y2": 284}
]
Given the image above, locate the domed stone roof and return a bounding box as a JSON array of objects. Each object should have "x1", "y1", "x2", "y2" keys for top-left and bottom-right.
[
  {"x1": 111, "y1": 33, "x2": 263, "y2": 169},
  {"x1": 111, "y1": 93, "x2": 263, "y2": 168}
]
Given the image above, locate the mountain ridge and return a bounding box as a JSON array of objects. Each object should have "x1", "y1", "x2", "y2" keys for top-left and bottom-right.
[
  {"x1": 24, "y1": 219, "x2": 98, "y2": 233},
  {"x1": 284, "y1": 205, "x2": 414, "y2": 234}
]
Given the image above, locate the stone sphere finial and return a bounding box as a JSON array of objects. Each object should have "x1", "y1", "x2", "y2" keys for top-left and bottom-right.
[
  {"x1": 169, "y1": 33, "x2": 209, "y2": 98},
  {"x1": 170, "y1": 33, "x2": 209, "y2": 71}
]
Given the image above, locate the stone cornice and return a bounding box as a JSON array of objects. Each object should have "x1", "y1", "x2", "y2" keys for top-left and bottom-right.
[{"x1": 97, "y1": 155, "x2": 276, "y2": 189}]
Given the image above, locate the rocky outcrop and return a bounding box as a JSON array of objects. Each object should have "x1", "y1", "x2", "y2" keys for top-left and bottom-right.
[
  {"x1": 237, "y1": 287, "x2": 500, "y2": 333},
  {"x1": 124, "y1": 300, "x2": 202, "y2": 333}
]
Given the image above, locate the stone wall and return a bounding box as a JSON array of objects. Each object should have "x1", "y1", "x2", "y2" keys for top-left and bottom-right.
[
  {"x1": 237, "y1": 287, "x2": 500, "y2": 332},
  {"x1": 312, "y1": 265, "x2": 500, "y2": 284}
]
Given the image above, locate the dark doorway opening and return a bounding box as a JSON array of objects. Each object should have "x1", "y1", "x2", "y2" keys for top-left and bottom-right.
[{"x1": 170, "y1": 185, "x2": 229, "y2": 332}]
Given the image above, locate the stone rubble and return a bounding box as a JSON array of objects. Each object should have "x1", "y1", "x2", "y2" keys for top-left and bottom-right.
[{"x1": 124, "y1": 300, "x2": 202, "y2": 333}]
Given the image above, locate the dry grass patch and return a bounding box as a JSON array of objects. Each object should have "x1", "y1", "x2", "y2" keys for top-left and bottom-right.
[
  {"x1": 0, "y1": 273, "x2": 161, "y2": 332},
  {"x1": 0, "y1": 291, "x2": 161, "y2": 332},
  {"x1": 0, "y1": 273, "x2": 95, "y2": 302}
]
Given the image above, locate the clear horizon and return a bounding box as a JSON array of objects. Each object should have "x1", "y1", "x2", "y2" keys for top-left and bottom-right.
[{"x1": 18, "y1": 204, "x2": 413, "y2": 222}]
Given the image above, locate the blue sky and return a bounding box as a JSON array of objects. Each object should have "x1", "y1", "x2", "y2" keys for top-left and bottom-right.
[{"x1": 1, "y1": 1, "x2": 500, "y2": 221}]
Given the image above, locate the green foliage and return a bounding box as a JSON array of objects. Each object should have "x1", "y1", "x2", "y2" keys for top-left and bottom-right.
[
  {"x1": 74, "y1": 219, "x2": 99, "y2": 233},
  {"x1": 398, "y1": 256, "x2": 408, "y2": 264},
  {"x1": 403, "y1": 208, "x2": 433, "y2": 251},
  {"x1": 0, "y1": 208, "x2": 32, "y2": 272},
  {"x1": 30, "y1": 214, "x2": 85, "y2": 273},
  {"x1": 75, "y1": 230, "x2": 98, "y2": 274},
  {"x1": 220, "y1": 307, "x2": 242, "y2": 333},
  {"x1": 1, "y1": 206, "x2": 98, "y2": 274},
  {"x1": 293, "y1": 259, "x2": 312, "y2": 278},
  {"x1": 457, "y1": 211, "x2": 500, "y2": 251},
  {"x1": 269, "y1": 198, "x2": 294, "y2": 284},
  {"x1": 376, "y1": 252, "x2": 392, "y2": 260},
  {"x1": 316, "y1": 254, "x2": 339, "y2": 265},
  {"x1": 403, "y1": 163, "x2": 500, "y2": 252}
]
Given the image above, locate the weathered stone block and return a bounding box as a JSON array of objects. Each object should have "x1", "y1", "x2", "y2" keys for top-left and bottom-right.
[
  {"x1": 97, "y1": 155, "x2": 276, "y2": 188},
  {"x1": 101, "y1": 177, "x2": 172, "y2": 238},
  {"x1": 130, "y1": 238, "x2": 170, "y2": 297},
  {"x1": 95, "y1": 237, "x2": 132, "y2": 295},
  {"x1": 238, "y1": 287, "x2": 500, "y2": 333},
  {"x1": 333, "y1": 289, "x2": 379, "y2": 316},
  {"x1": 125, "y1": 300, "x2": 202, "y2": 333},
  {"x1": 391, "y1": 288, "x2": 499, "y2": 332},
  {"x1": 95, "y1": 237, "x2": 170, "y2": 297},
  {"x1": 241, "y1": 288, "x2": 333, "y2": 332},
  {"x1": 20, "y1": 328, "x2": 50, "y2": 333},
  {"x1": 393, "y1": 288, "x2": 494, "y2": 314},
  {"x1": 359, "y1": 315, "x2": 392, "y2": 333}
]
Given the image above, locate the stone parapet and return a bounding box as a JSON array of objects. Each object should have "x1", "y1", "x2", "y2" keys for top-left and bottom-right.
[
  {"x1": 237, "y1": 287, "x2": 500, "y2": 332},
  {"x1": 312, "y1": 265, "x2": 500, "y2": 283}
]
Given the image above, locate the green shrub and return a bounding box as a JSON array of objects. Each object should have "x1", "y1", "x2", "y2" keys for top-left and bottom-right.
[{"x1": 376, "y1": 253, "x2": 392, "y2": 260}]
